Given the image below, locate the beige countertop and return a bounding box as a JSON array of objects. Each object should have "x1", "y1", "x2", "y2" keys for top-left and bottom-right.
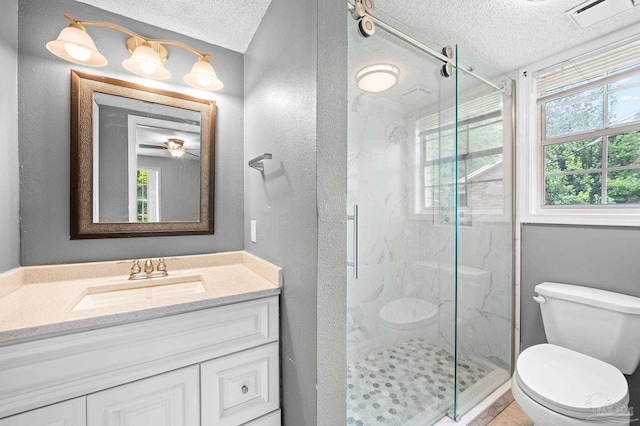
[{"x1": 0, "y1": 251, "x2": 281, "y2": 345}]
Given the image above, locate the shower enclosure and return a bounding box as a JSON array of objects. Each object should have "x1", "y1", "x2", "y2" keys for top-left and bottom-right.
[{"x1": 346, "y1": 2, "x2": 514, "y2": 424}]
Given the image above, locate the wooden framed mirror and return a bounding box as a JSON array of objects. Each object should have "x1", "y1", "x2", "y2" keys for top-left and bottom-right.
[{"x1": 70, "y1": 71, "x2": 215, "y2": 239}]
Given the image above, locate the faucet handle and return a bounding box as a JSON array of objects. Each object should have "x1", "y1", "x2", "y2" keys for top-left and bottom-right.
[
  {"x1": 128, "y1": 259, "x2": 144, "y2": 280},
  {"x1": 157, "y1": 258, "x2": 167, "y2": 273},
  {"x1": 144, "y1": 259, "x2": 154, "y2": 274}
]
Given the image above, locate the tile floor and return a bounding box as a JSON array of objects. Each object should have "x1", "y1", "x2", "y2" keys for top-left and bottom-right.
[
  {"x1": 346, "y1": 339, "x2": 490, "y2": 425},
  {"x1": 487, "y1": 401, "x2": 533, "y2": 426}
]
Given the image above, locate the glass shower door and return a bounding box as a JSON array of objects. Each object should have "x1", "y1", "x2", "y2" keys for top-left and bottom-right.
[
  {"x1": 346, "y1": 9, "x2": 458, "y2": 425},
  {"x1": 345, "y1": 5, "x2": 514, "y2": 425},
  {"x1": 452, "y1": 44, "x2": 514, "y2": 419}
]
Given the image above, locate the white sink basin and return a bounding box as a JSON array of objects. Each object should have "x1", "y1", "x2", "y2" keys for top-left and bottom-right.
[{"x1": 72, "y1": 275, "x2": 206, "y2": 311}]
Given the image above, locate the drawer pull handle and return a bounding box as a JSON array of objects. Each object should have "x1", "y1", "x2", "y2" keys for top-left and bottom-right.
[{"x1": 242, "y1": 385, "x2": 249, "y2": 394}]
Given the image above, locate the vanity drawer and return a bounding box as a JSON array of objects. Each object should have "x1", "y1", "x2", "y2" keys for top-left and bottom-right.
[{"x1": 201, "y1": 343, "x2": 279, "y2": 426}]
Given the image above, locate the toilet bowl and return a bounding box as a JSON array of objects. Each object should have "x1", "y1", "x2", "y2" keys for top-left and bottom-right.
[
  {"x1": 513, "y1": 344, "x2": 630, "y2": 425},
  {"x1": 378, "y1": 297, "x2": 438, "y2": 343},
  {"x1": 512, "y1": 282, "x2": 640, "y2": 425}
]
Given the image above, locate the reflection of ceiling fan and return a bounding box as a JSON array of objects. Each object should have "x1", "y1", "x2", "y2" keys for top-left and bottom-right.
[{"x1": 138, "y1": 138, "x2": 198, "y2": 159}]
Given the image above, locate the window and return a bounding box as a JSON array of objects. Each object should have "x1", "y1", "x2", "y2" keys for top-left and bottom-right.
[
  {"x1": 417, "y1": 92, "x2": 508, "y2": 223},
  {"x1": 137, "y1": 169, "x2": 149, "y2": 222},
  {"x1": 136, "y1": 168, "x2": 160, "y2": 223},
  {"x1": 539, "y1": 63, "x2": 640, "y2": 207},
  {"x1": 520, "y1": 33, "x2": 640, "y2": 226}
]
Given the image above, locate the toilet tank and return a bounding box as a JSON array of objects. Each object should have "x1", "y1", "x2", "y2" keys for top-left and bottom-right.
[{"x1": 535, "y1": 282, "x2": 640, "y2": 374}]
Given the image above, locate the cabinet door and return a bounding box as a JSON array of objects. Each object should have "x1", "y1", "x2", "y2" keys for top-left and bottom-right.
[
  {"x1": 87, "y1": 365, "x2": 199, "y2": 426},
  {"x1": 201, "y1": 343, "x2": 279, "y2": 426},
  {"x1": 243, "y1": 410, "x2": 281, "y2": 426},
  {"x1": 0, "y1": 397, "x2": 86, "y2": 426}
]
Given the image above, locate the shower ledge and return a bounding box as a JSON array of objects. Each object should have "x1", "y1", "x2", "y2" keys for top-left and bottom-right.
[{"x1": 0, "y1": 251, "x2": 281, "y2": 345}]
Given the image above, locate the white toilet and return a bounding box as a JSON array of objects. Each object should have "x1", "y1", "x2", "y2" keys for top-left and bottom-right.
[
  {"x1": 512, "y1": 282, "x2": 640, "y2": 425},
  {"x1": 378, "y1": 297, "x2": 438, "y2": 343}
]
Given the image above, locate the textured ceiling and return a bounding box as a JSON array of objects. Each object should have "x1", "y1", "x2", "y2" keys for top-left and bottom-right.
[
  {"x1": 376, "y1": 0, "x2": 640, "y2": 73},
  {"x1": 75, "y1": 0, "x2": 640, "y2": 71},
  {"x1": 74, "y1": 0, "x2": 273, "y2": 53}
]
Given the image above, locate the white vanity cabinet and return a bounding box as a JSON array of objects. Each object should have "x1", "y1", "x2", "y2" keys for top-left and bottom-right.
[
  {"x1": 87, "y1": 365, "x2": 200, "y2": 426},
  {"x1": 201, "y1": 343, "x2": 280, "y2": 426},
  {"x1": 0, "y1": 397, "x2": 86, "y2": 426},
  {"x1": 0, "y1": 296, "x2": 280, "y2": 426}
]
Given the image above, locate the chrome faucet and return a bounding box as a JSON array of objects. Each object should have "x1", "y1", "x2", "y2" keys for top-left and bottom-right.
[{"x1": 129, "y1": 258, "x2": 169, "y2": 280}]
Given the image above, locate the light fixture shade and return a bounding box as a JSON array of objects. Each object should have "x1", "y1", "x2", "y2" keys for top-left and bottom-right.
[
  {"x1": 356, "y1": 64, "x2": 399, "y2": 93},
  {"x1": 122, "y1": 44, "x2": 171, "y2": 80},
  {"x1": 184, "y1": 58, "x2": 224, "y2": 91},
  {"x1": 168, "y1": 149, "x2": 186, "y2": 158},
  {"x1": 46, "y1": 24, "x2": 107, "y2": 67}
]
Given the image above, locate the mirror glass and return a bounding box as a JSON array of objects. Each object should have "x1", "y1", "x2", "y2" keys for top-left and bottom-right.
[
  {"x1": 71, "y1": 71, "x2": 215, "y2": 239},
  {"x1": 94, "y1": 93, "x2": 201, "y2": 223}
]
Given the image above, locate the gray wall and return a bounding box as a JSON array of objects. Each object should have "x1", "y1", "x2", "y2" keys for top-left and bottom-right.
[
  {"x1": 18, "y1": 0, "x2": 244, "y2": 264},
  {"x1": 316, "y1": 2, "x2": 348, "y2": 425},
  {"x1": 243, "y1": 0, "x2": 319, "y2": 423},
  {"x1": 521, "y1": 223, "x2": 640, "y2": 413},
  {"x1": 98, "y1": 105, "x2": 129, "y2": 222},
  {"x1": 0, "y1": 0, "x2": 20, "y2": 274}
]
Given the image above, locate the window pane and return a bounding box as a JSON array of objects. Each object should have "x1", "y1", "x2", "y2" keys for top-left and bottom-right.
[
  {"x1": 546, "y1": 86, "x2": 603, "y2": 108},
  {"x1": 468, "y1": 119, "x2": 503, "y2": 152},
  {"x1": 607, "y1": 170, "x2": 640, "y2": 204},
  {"x1": 426, "y1": 163, "x2": 456, "y2": 186},
  {"x1": 459, "y1": 154, "x2": 503, "y2": 180},
  {"x1": 544, "y1": 138, "x2": 602, "y2": 173},
  {"x1": 544, "y1": 173, "x2": 602, "y2": 205},
  {"x1": 608, "y1": 132, "x2": 640, "y2": 168},
  {"x1": 424, "y1": 132, "x2": 455, "y2": 161},
  {"x1": 607, "y1": 64, "x2": 640, "y2": 89},
  {"x1": 463, "y1": 181, "x2": 504, "y2": 209},
  {"x1": 608, "y1": 86, "x2": 640, "y2": 125},
  {"x1": 545, "y1": 93, "x2": 603, "y2": 138}
]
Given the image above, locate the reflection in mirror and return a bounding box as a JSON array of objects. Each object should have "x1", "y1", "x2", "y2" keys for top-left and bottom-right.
[
  {"x1": 93, "y1": 93, "x2": 201, "y2": 223},
  {"x1": 71, "y1": 71, "x2": 215, "y2": 239}
]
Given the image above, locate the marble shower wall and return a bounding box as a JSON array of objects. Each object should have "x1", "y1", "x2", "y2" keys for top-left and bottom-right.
[
  {"x1": 346, "y1": 94, "x2": 440, "y2": 363},
  {"x1": 346, "y1": 89, "x2": 513, "y2": 373}
]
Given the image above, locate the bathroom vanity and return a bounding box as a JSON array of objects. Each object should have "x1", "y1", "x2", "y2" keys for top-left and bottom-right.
[{"x1": 0, "y1": 251, "x2": 281, "y2": 426}]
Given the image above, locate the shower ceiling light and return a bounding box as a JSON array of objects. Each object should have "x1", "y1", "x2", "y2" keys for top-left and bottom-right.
[
  {"x1": 46, "y1": 13, "x2": 224, "y2": 91},
  {"x1": 356, "y1": 64, "x2": 399, "y2": 93}
]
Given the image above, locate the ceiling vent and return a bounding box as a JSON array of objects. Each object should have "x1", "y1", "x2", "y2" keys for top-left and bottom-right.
[{"x1": 566, "y1": 0, "x2": 637, "y2": 28}]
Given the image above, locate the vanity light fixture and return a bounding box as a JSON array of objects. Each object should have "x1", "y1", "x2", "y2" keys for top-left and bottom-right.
[
  {"x1": 46, "y1": 13, "x2": 224, "y2": 91},
  {"x1": 356, "y1": 64, "x2": 399, "y2": 93}
]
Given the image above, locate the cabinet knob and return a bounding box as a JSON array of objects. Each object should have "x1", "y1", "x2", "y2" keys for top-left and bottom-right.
[{"x1": 241, "y1": 385, "x2": 249, "y2": 394}]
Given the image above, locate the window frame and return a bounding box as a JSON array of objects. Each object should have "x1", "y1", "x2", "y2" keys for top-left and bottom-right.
[
  {"x1": 518, "y1": 29, "x2": 640, "y2": 226},
  {"x1": 415, "y1": 88, "x2": 514, "y2": 224}
]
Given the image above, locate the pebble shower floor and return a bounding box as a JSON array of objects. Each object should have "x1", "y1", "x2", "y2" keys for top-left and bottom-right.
[{"x1": 346, "y1": 339, "x2": 488, "y2": 425}]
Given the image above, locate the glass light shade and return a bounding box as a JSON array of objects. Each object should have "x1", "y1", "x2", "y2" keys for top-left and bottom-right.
[
  {"x1": 356, "y1": 64, "x2": 399, "y2": 93},
  {"x1": 184, "y1": 58, "x2": 224, "y2": 91},
  {"x1": 122, "y1": 44, "x2": 171, "y2": 80},
  {"x1": 46, "y1": 25, "x2": 107, "y2": 67},
  {"x1": 168, "y1": 149, "x2": 186, "y2": 158}
]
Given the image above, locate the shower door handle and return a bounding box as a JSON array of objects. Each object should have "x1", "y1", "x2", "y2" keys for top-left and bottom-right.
[{"x1": 347, "y1": 204, "x2": 359, "y2": 279}]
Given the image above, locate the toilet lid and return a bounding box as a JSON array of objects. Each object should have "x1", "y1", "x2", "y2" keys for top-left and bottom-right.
[{"x1": 516, "y1": 344, "x2": 629, "y2": 420}]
